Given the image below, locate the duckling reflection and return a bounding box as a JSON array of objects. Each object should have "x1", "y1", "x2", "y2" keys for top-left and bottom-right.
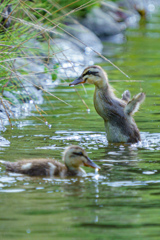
[
  {"x1": 70, "y1": 65, "x2": 145, "y2": 143},
  {"x1": 1, "y1": 145, "x2": 100, "y2": 177}
]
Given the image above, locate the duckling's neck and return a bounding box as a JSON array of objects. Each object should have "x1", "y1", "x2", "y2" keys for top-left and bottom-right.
[
  {"x1": 94, "y1": 76, "x2": 109, "y2": 89},
  {"x1": 63, "y1": 155, "x2": 86, "y2": 177},
  {"x1": 95, "y1": 79, "x2": 115, "y2": 99},
  {"x1": 66, "y1": 166, "x2": 86, "y2": 177},
  {"x1": 94, "y1": 72, "x2": 115, "y2": 96}
]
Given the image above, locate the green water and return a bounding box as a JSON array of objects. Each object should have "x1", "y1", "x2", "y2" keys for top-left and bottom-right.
[{"x1": 1, "y1": 10, "x2": 160, "y2": 240}]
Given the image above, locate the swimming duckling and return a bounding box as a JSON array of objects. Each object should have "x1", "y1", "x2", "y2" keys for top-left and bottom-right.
[
  {"x1": 1, "y1": 145, "x2": 100, "y2": 177},
  {"x1": 70, "y1": 65, "x2": 145, "y2": 143}
]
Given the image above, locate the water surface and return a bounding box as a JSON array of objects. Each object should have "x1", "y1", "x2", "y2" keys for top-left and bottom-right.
[{"x1": 1, "y1": 9, "x2": 160, "y2": 240}]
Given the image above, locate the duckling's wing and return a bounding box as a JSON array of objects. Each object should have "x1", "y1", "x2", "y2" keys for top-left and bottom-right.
[
  {"x1": 122, "y1": 90, "x2": 131, "y2": 103},
  {"x1": 107, "y1": 107, "x2": 127, "y2": 127},
  {"x1": 124, "y1": 92, "x2": 145, "y2": 115},
  {"x1": 101, "y1": 95, "x2": 126, "y2": 124}
]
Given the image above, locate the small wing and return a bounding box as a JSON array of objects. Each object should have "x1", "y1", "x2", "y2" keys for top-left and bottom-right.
[
  {"x1": 122, "y1": 90, "x2": 131, "y2": 103},
  {"x1": 124, "y1": 92, "x2": 145, "y2": 116}
]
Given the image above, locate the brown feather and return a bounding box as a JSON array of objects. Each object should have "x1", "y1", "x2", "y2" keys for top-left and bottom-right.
[{"x1": 4, "y1": 159, "x2": 67, "y2": 177}]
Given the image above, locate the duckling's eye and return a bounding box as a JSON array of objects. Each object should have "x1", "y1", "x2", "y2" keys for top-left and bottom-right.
[
  {"x1": 73, "y1": 152, "x2": 83, "y2": 156},
  {"x1": 87, "y1": 70, "x2": 92, "y2": 75},
  {"x1": 86, "y1": 71, "x2": 99, "y2": 76}
]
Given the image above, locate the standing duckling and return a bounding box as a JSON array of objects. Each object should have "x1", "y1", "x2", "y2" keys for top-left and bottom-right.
[
  {"x1": 1, "y1": 145, "x2": 100, "y2": 177},
  {"x1": 70, "y1": 65, "x2": 145, "y2": 143}
]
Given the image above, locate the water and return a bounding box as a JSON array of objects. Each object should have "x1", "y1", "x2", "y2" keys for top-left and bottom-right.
[{"x1": 1, "y1": 9, "x2": 160, "y2": 240}]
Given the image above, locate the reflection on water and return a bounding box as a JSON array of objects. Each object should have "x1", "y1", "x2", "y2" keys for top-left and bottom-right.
[{"x1": 1, "y1": 8, "x2": 160, "y2": 240}]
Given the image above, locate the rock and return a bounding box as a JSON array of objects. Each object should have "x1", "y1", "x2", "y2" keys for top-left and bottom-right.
[
  {"x1": 3, "y1": 91, "x2": 20, "y2": 105},
  {"x1": 13, "y1": 58, "x2": 53, "y2": 90},
  {"x1": 12, "y1": 87, "x2": 43, "y2": 104},
  {"x1": 101, "y1": 1, "x2": 140, "y2": 28},
  {"x1": 50, "y1": 38, "x2": 87, "y2": 78},
  {"x1": 1, "y1": 56, "x2": 57, "y2": 111},
  {"x1": 118, "y1": 0, "x2": 159, "y2": 23},
  {"x1": 82, "y1": 7, "x2": 127, "y2": 38},
  {"x1": 64, "y1": 24, "x2": 103, "y2": 54}
]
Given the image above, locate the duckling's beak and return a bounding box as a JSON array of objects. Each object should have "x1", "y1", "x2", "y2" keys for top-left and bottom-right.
[
  {"x1": 84, "y1": 157, "x2": 101, "y2": 170},
  {"x1": 69, "y1": 76, "x2": 84, "y2": 86}
]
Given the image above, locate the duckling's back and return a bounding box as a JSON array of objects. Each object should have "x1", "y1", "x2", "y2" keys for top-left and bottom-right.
[{"x1": 1, "y1": 159, "x2": 67, "y2": 177}]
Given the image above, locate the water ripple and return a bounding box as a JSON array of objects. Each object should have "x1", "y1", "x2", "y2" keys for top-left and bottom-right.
[
  {"x1": 0, "y1": 189, "x2": 25, "y2": 193},
  {"x1": 41, "y1": 131, "x2": 160, "y2": 151},
  {"x1": 102, "y1": 179, "x2": 160, "y2": 187}
]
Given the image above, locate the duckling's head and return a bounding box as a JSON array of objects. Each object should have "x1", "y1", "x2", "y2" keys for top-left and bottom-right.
[
  {"x1": 69, "y1": 65, "x2": 108, "y2": 88},
  {"x1": 63, "y1": 145, "x2": 100, "y2": 171}
]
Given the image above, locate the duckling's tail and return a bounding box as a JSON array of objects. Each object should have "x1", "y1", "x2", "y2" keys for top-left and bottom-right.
[{"x1": 124, "y1": 92, "x2": 145, "y2": 116}]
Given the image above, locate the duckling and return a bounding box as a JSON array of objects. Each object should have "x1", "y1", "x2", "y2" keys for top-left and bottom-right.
[
  {"x1": 70, "y1": 65, "x2": 145, "y2": 143},
  {"x1": 1, "y1": 145, "x2": 100, "y2": 177}
]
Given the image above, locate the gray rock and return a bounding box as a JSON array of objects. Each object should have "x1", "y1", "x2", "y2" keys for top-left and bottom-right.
[
  {"x1": 13, "y1": 58, "x2": 53, "y2": 90},
  {"x1": 64, "y1": 24, "x2": 103, "y2": 54},
  {"x1": 101, "y1": 1, "x2": 140, "y2": 28},
  {"x1": 3, "y1": 91, "x2": 20, "y2": 105},
  {"x1": 119, "y1": 0, "x2": 159, "y2": 13},
  {"x1": 51, "y1": 38, "x2": 86, "y2": 78},
  {"x1": 118, "y1": 0, "x2": 160, "y2": 24},
  {"x1": 82, "y1": 7, "x2": 127, "y2": 37}
]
